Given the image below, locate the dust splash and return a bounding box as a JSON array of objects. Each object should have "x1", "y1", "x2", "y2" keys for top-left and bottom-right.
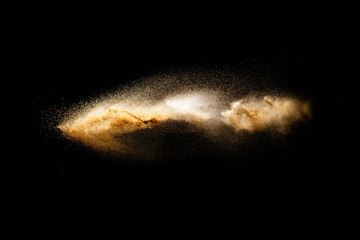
[{"x1": 58, "y1": 90, "x2": 311, "y2": 155}]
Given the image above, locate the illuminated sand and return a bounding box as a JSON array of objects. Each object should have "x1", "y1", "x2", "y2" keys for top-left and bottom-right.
[
  {"x1": 58, "y1": 92, "x2": 311, "y2": 155},
  {"x1": 222, "y1": 96, "x2": 311, "y2": 133}
]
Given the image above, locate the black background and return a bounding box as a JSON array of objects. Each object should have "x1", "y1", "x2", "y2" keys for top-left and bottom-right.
[{"x1": 30, "y1": 6, "x2": 349, "y2": 210}]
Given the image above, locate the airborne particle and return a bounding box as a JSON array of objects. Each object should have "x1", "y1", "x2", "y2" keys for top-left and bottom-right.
[{"x1": 56, "y1": 71, "x2": 311, "y2": 157}]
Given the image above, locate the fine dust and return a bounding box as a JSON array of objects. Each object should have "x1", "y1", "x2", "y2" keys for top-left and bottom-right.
[{"x1": 57, "y1": 71, "x2": 312, "y2": 158}]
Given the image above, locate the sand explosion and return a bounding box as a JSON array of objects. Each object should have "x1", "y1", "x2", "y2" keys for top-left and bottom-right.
[{"x1": 58, "y1": 91, "x2": 311, "y2": 154}]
